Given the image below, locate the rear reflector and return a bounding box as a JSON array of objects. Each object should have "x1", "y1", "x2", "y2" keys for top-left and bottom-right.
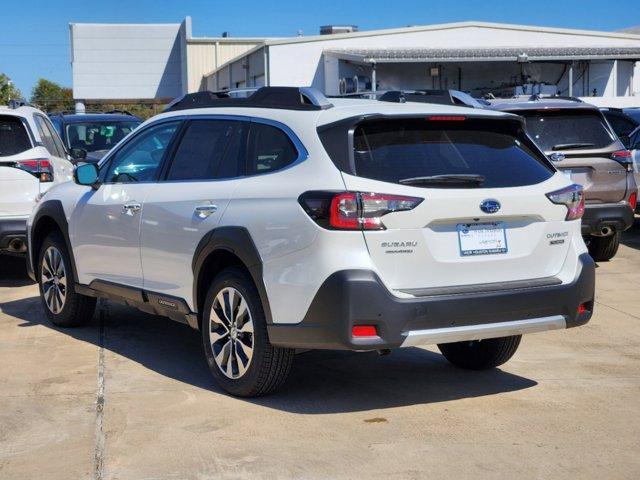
[
  {"x1": 629, "y1": 192, "x2": 637, "y2": 210},
  {"x1": 578, "y1": 303, "x2": 589, "y2": 315},
  {"x1": 352, "y1": 325, "x2": 377, "y2": 337},
  {"x1": 427, "y1": 115, "x2": 466, "y2": 121},
  {"x1": 546, "y1": 184, "x2": 585, "y2": 221}
]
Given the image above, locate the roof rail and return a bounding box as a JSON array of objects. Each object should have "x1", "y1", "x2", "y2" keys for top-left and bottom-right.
[
  {"x1": 378, "y1": 90, "x2": 456, "y2": 106},
  {"x1": 164, "y1": 87, "x2": 333, "y2": 112},
  {"x1": 528, "y1": 94, "x2": 583, "y2": 103},
  {"x1": 8, "y1": 99, "x2": 30, "y2": 109}
]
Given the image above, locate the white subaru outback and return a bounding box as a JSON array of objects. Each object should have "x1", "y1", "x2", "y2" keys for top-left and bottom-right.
[{"x1": 27, "y1": 87, "x2": 595, "y2": 397}]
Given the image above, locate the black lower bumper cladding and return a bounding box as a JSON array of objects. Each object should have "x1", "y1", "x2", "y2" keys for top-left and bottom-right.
[
  {"x1": 267, "y1": 254, "x2": 595, "y2": 350},
  {"x1": 581, "y1": 203, "x2": 634, "y2": 235}
]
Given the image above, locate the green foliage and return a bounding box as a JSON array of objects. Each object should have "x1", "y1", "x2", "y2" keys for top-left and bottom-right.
[
  {"x1": 30, "y1": 78, "x2": 74, "y2": 112},
  {"x1": 0, "y1": 73, "x2": 22, "y2": 104}
]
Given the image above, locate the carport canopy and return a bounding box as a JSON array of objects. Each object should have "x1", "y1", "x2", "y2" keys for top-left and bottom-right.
[{"x1": 323, "y1": 46, "x2": 640, "y2": 64}]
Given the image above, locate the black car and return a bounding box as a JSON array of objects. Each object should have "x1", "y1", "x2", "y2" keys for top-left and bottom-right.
[{"x1": 48, "y1": 111, "x2": 142, "y2": 162}]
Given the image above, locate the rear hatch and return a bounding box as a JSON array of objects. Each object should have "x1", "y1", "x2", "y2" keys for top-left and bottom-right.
[
  {"x1": 0, "y1": 114, "x2": 43, "y2": 216},
  {"x1": 519, "y1": 109, "x2": 627, "y2": 203},
  {"x1": 320, "y1": 115, "x2": 575, "y2": 292}
]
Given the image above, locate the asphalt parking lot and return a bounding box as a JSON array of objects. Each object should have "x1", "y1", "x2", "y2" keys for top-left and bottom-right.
[{"x1": 1, "y1": 225, "x2": 639, "y2": 480}]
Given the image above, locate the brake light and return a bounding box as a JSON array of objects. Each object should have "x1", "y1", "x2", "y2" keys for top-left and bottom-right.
[
  {"x1": 629, "y1": 192, "x2": 637, "y2": 210},
  {"x1": 546, "y1": 184, "x2": 584, "y2": 221},
  {"x1": 299, "y1": 191, "x2": 423, "y2": 230},
  {"x1": 427, "y1": 116, "x2": 466, "y2": 121},
  {"x1": 611, "y1": 150, "x2": 633, "y2": 172},
  {"x1": 15, "y1": 158, "x2": 53, "y2": 182}
]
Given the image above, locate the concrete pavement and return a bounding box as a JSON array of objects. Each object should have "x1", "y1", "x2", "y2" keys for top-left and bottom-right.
[{"x1": 1, "y1": 225, "x2": 639, "y2": 479}]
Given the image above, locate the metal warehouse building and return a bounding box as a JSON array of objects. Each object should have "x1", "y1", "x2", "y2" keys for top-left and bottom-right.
[{"x1": 70, "y1": 18, "x2": 640, "y2": 106}]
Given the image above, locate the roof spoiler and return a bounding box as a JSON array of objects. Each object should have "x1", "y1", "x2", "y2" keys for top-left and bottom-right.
[{"x1": 164, "y1": 87, "x2": 333, "y2": 112}]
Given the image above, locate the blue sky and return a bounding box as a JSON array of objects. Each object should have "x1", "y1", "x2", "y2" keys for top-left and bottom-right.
[{"x1": 1, "y1": 0, "x2": 639, "y2": 97}]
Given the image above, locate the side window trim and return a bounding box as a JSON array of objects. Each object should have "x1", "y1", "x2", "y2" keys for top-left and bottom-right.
[
  {"x1": 34, "y1": 114, "x2": 62, "y2": 157},
  {"x1": 98, "y1": 119, "x2": 182, "y2": 184}
]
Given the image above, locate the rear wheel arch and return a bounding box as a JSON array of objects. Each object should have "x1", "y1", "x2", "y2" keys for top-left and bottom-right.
[{"x1": 192, "y1": 227, "x2": 272, "y2": 326}]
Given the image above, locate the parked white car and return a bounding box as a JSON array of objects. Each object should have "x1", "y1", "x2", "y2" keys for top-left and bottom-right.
[
  {"x1": 0, "y1": 104, "x2": 73, "y2": 254},
  {"x1": 27, "y1": 87, "x2": 595, "y2": 396},
  {"x1": 626, "y1": 125, "x2": 640, "y2": 203}
]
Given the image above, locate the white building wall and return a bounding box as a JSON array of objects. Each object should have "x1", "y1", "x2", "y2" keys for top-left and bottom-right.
[
  {"x1": 71, "y1": 22, "x2": 186, "y2": 101},
  {"x1": 267, "y1": 25, "x2": 640, "y2": 90}
]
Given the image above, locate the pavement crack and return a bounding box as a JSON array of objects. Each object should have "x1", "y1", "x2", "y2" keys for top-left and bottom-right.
[
  {"x1": 595, "y1": 300, "x2": 640, "y2": 321},
  {"x1": 94, "y1": 301, "x2": 108, "y2": 480}
]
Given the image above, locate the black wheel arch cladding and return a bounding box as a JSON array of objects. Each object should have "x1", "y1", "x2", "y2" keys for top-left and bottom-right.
[{"x1": 192, "y1": 226, "x2": 273, "y2": 324}]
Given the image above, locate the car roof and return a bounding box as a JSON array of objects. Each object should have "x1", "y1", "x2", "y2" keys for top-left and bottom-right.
[
  {"x1": 489, "y1": 98, "x2": 600, "y2": 113},
  {"x1": 146, "y1": 97, "x2": 514, "y2": 131},
  {"x1": 50, "y1": 113, "x2": 142, "y2": 123},
  {"x1": 0, "y1": 105, "x2": 45, "y2": 119}
]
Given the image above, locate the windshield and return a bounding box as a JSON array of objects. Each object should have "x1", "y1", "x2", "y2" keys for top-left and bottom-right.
[
  {"x1": 520, "y1": 111, "x2": 615, "y2": 152},
  {"x1": 65, "y1": 121, "x2": 140, "y2": 153},
  {"x1": 351, "y1": 118, "x2": 554, "y2": 188}
]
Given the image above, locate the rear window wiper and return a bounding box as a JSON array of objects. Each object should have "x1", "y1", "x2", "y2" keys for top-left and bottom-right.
[
  {"x1": 399, "y1": 174, "x2": 486, "y2": 186},
  {"x1": 551, "y1": 143, "x2": 595, "y2": 151}
]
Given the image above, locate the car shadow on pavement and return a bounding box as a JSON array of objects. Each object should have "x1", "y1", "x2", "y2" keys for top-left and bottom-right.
[
  {"x1": 1, "y1": 292, "x2": 537, "y2": 414},
  {"x1": 0, "y1": 255, "x2": 35, "y2": 287},
  {"x1": 621, "y1": 216, "x2": 640, "y2": 252}
]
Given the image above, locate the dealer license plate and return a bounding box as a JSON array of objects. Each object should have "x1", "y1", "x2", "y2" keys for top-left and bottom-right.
[{"x1": 457, "y1": 222, "x2": 508, "y2": 256}]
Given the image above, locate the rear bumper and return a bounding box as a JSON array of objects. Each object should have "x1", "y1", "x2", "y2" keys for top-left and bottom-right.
[
  {"x1": 0, "y1": 217, "x2": 27, "y2": 254},
  {"x1": 581, "y1": 203, "x2": 634, "y2": 235},
  {"x1": 267, "y1": 253, "x2": 595, "y2": 350}
]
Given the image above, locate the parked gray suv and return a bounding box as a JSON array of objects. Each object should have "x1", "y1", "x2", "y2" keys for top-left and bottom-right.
[{"x1": 491, "y1": 98, "x2": 637, "y2": 261}]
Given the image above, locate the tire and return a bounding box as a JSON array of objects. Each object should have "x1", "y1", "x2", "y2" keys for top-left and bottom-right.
[
  {"x1": 202, "y1": 267, "x2": 294, "y2": 397},
  {"x1": 38, "y1": 232, "x2": 96, "y2": 327},
  {"x1": 588, "y1": 232, "x2": 621, "y2": 262},
  {"x1": 438, "y1": 335, "x2": 522, "y2": 370}
]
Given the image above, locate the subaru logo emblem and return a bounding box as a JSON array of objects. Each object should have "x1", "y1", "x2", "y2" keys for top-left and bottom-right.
[
  {"x1": 480, "y1": 199, "x2": 501, "y2": 214},
  {"x1": 549, "y1": 152, "x2": 565, "y2": 162}
]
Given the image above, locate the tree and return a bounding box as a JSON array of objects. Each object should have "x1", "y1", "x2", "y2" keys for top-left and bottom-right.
[
  {"x1": 30, "y1": 78, "x2": 73, "y2": 112},
  {"x1": 0, "y1": 73, "x2": 22, "y2": 105}
]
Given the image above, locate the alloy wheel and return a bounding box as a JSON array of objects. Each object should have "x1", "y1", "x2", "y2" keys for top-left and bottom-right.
[
  {"x1": 41, "y1": 246, "x2": 67, "y2": 314},
  {"x1": 209, "y1": 287, "x2": 255, "y2": 379}
]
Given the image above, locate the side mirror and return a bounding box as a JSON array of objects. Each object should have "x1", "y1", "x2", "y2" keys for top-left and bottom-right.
[
  {"x1": 70, "y1": 147, "x2": 87, "y2": 161},
  {"x1": 74, "y1": 163, "x2": 99, "y2": 188}
]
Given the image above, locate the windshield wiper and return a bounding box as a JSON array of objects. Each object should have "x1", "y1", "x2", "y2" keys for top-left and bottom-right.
[
  {"x1": 551, "y1": 142, "x2": 595, "y2": 151},
  {"x1": 399, "y1": 174, "x2": 485, "y2": 186}
]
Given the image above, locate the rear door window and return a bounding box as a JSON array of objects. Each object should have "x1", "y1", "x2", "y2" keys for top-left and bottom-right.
[
  {"x1": 246, "y1": 122, "x2": 298, "y2": 175},
  {"x1": 0, "y1": 115, "x2": 32, "y2": 157},
  {"x1": 350, "y1": 118, "x2": 554, "y2": 188},
  {"x1": 166, "y1": 120, "x2": 244, "y2": 181},
  {"x1": 521, "y1": 111, "x2": 616, "y2": 151},
  {"x1": 34, "y1": 114, "x2": 64, "y2": 157}
]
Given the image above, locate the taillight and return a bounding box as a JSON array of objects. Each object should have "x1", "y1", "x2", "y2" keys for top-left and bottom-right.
[
  {"x1": 546, "y1": 184, "x2": 585, "y2": 221},
  {"x1": 629, "y1": 192, "x2": 637, "y2": 210},
  {"x1": 611, "y1": 150, "x2": 633, "y2": 172},
  {"x1": 299, "y1": 191, "x2": 423, "y2": 230},
  {"x1": 15, "y1": 158, "x2": 53, "y2": 182}
]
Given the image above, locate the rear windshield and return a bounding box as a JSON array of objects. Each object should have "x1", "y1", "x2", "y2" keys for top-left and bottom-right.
[
  {"x1": 520, "y1": 111, "x2": 616, "y2": 152},
  {"x1": 0, "y1": 115, "x2": 31, "y2": 157},
  {"x1": 349, "y1": 118, "x2": 554, "y2": 188}
]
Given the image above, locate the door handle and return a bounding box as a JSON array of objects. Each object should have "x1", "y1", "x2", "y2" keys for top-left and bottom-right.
[
  {"x1": 122, "y1": 202, "x2": 142, "y2": 216},
  {"x1": 194, "y1": 204, "x2": 218, "y2": 218}
]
